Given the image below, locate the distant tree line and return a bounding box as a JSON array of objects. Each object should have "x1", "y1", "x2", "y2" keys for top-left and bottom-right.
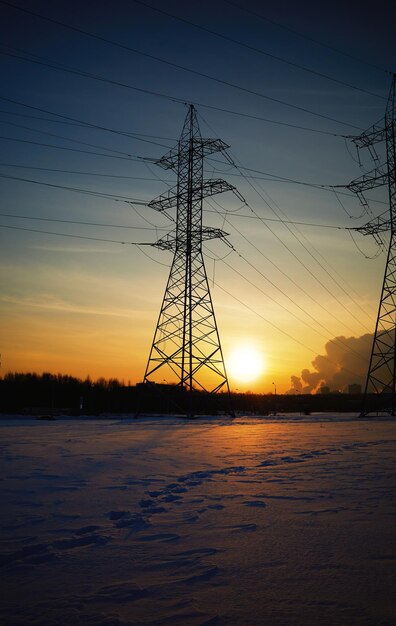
[
  {"x1": 0, "y1": 372, "x2": 131, "y2": 414},
  {"x1": 0, "y1": 372, "x2": 368, "y2": 415}
]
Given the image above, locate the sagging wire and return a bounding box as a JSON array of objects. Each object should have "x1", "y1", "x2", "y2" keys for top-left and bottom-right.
[
  {"x1": 348, "y1": 228, "x2": 385, "y2": 260},
  {"x1": 332, "y1": 188, "x2": 367, "y2": 220},
  {"x1": 137, "y1": 243, "x2": 171, "y2": 267},
  {"x1": 344, "y1": 137, "x2": 362, "y2": 166}
]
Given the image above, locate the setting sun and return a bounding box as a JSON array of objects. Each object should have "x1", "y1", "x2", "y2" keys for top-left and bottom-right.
[{"x1": 227, "y1": 345, "x2": 265, "y2": 383}]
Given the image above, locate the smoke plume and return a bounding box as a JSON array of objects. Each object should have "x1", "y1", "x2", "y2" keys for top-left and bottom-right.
[{"x1": 286, "y1": 333, "x2": 373, "y2": 394}]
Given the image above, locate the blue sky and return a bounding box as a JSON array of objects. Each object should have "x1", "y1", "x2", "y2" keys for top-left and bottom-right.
[{"x1": 0, "y1": 0, "x2": 395, "y2": 391}]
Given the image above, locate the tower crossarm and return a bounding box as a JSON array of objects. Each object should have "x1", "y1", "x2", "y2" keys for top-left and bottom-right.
[
  {"x1": 151, "y1": 148, "x2": 179, "y2": 171},
  {"x1": 345, "y1": 123, "x2": 386, "y2": 149},
  {"x1": 148, "y1": 186, "x2": 179, "y2": 211},
  {"x1": 148, "y1": 138, "x2": 230, "y2": 172},
  {"x1": 150, "y1": 233, "x2": 177, "y2": 251},
  {"x1": 344, "y1": 167, "x2": 388, "y2": 194},
  {"x1": 333, "y1": 166, "x2": 388, "y2": 212},
  {"x1": 201, "y1": 179, "x2": 237, "y2": 198},
  {"x1": 151, "y1": 227, "x2": 230, "y2": 251},
  {"x1": 148, "y1": 179, "x2": 237, "y2": 212},
  {"x1": 201, "y1": 226, "x2": 230, "y2": 241},
  {"x1": 200, "y1": 138, "x2": 230, "y2": 155},
  {"x1": 354, "y1": 210, "x2": 391, "y2": 236}
]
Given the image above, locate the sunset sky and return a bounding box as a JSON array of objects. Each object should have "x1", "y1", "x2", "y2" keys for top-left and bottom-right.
[{"x1": 0, "y1": 0, "x2": 395, "y2": 393}]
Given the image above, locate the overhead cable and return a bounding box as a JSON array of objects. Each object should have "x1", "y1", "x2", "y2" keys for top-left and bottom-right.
[
  {"x1": 222, "y1": 0, "x2": 391, "y2": 75},
  {"x1": 0, "y1": 212, "x2": 169, "y2": 231},
  {"x1": 0, "y1": 96, "x2": 175, "y2": 144},
  {"x1": 0, "y1": 117, "x2": 172, "y2": 151},
  {"x1": 0, "y1": 18, "x2": 363, "y2": 130},
  {"x1": 0, "y1": 135, "x2": 144, "y2": 162},
  {"x1": 206, "y1": 199, "x2": 364, "y2": 334},
  {"x1": 0, "y1": 223, "x2": 151, "y2": 245},
  {"x1": 217, "y1": 243, "x2": 367, "y2": 361},
  {"x1": 0, "y1": 163, "x2": 172, "y2": 182},
  {"x1": 200, "y1": 111, "x2": 375, "y2": 330},
  {"x1": 0, "y1": 106, "x2": 175, "y2": 141},
  {"x1": 0, "y1": 91, "x2": 346, "y2": 139},
  {"x1": 132, "y1": 0, "x2": 386, "y2": 101},
  {"x1": 215, "y1": 281, "x2": 363, "y2": 379},
  {"x1": 219, "y1": 149, "x2": 373, "y2": 332},
  {"x1": 0, "y1": 172, "x2": 149, "y2": 204}
]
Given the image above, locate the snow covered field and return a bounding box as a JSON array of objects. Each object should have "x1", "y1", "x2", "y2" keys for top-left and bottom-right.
[{"x1": 1, "y1": 415, "x2": 396, "y2": 625}]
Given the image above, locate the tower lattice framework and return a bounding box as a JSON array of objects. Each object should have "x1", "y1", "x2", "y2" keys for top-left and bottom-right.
[
  {"x1": 143, "y1": 105, "x2": 237, "y2": 413},
  {"x1": 348, "y1": 74, "x2": 396, "y2": 414}
]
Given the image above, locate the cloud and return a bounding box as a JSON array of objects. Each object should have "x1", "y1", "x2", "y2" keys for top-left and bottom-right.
[
  {"x1": 0, "y1": 294, "x2": 134, "y2": 319},
  {"x1": 286, "y1": 333, "x2": 373, "y2": 394}
]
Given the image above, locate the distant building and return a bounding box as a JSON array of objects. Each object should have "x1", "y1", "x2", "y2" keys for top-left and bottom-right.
[
  {"x1": 348, "y1": 383, "x2": 362, "y2": 394},
  {"x1": 319, "y1": 385, "x2": 330, "y2": 395}
]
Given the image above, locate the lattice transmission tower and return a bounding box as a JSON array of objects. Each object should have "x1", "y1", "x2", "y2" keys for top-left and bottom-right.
[
  {"x1": 346, "y1": 74, "x2": 396, "y2": 415},
  {"x1": 143, "y1": 105, "x2": 240, "y2": 415}
]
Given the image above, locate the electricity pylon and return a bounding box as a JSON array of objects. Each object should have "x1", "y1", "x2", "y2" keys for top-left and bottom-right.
[
  {"x1": 347, "y1": 74, "x2": 396, "y2": 415},
  {"x1": 143, "y1": 105, "x2": 239, "y2": 416}
]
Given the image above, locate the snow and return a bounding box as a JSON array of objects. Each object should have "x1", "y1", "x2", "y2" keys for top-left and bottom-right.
[{"x1": 1, "y1": 415, "x2": 396, "y2": 625}]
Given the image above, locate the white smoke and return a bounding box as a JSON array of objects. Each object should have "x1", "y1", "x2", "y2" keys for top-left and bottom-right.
[{"x1": 286, "y1": 333, "x2": 373, "y2": 394}]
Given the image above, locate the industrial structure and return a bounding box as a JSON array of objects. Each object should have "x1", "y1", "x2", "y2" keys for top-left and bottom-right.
[
  {"x1": 143, "y1": 105, "x2": 239, "y2": 416},
  {"x1": 348, "y1": 75, "x2": 396, "y2": 414}
]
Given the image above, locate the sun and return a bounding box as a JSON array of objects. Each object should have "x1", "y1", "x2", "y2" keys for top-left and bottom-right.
[{"x1": 227, "y1": 345, "x2": 265, "y2": 383}]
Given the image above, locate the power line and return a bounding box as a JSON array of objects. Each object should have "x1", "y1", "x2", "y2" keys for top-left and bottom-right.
[
  {"x1": 348, "y1": 228, "x2": 385, "y2": 260},
  {"x1": 207, "y1": 158, "x2": 339, "y2": 190},
  {"x1": 0, "y1": 103, "x2": 336, "y2": 139},
  {"x1": 0, "y1": 107, "x2": 175, "y2": 141},
  {"x1": 0, "y1": 94, "x2": 361, "y2": 191},
  {"x1": 0, "y1": 223, "x2": 151, "y2": 245},
  {"x1": 222, "y1": 0, "x2": 391, "y2": 75},
  {"x1": 0, "y1": 135, "x2": 145, "y2": 162},
  {"x1": 268, "y1": 196, "x2": 375, "y2": 306},
  {"x1": 0, "y1": 19, "x2": 363, "y2": 130},
  {"x1": 207, "y1": 197, "x2": 371, "y2": 351},
  {"x1": 190, "y1": 101, "x2": 341, "y2": 136},
  {"x1": 219, "y1": 154, "x2": 375, "y2": 306},
  {"x1": 206, "y1": 199, "x2": 363, "y2": 334},
  {"x1": 0, "y1": 96, "x2": 175, "y2": 144},
  {"x1": 2, "y1": 164, "x2": 353, "y2": 231},
  {"x1": 215, "y1": 281, "x2": 363, "y2": 379},
  {"x1": 0, "y1": 217, "x2": 362, "y2": 377},
  {"x1": 0, "y1": 156, "x2": 386, "y2": 215},
  {"x1": 128, "y1": 200, "x2": 166, "y2": 229},
  {"x1": 2, "y1": 166, "x2": 384, "y2": 239},
  {"x1": 273, "y1": 197, "x2": 374, "y2": 308},
  {"x1": 205, "y1": 210, "x2": 348, "y2": 230},
  {"x1": 214, "y1": 242, "x2": 367, "y2": 361},
  {"x1": 0, "y1": 162, "x2": 172, "y2": 182},
  {"x1": 0, "y1": 119, "x2": 175, "y2": 192},
  {"x1": 232, "y1": 164, "x2": 373, "y2": 331},
  {"x1": 135, "y1": 243, "x2": 171, "y2": 267},
  {"x1": 200, "y1": 111, "x2": 375, "y2": 330},
  {"x1": 0, "y1": 162, "x2": 366, "y2": 227},
  {"x1": 0, "y1": 212, "x2": 170, "y2": 231},
  {"x1": 0, "y1": 222, "x2": 363, "y2": 376},
  {"x1": 0, "y1": 90, "x2": 346, "y2": 140},
  {"x1": 132, "y1": 0, "x2": 386, "y2": 101},
  {"x1": 0, "y1": 118, "x2": 172, "y2": 152},
  {"x1": 208, "y1": 161, "x2": 388, "y2": 206},
  {"x1": 0, "y1": 100, "x2": 176, "y2": 189},
  {"x1": 0, "y1": 172, "x2": 149, "y2": 204},
  {"x1": 1, "y1": 221, "x2": 172, "y2": 266},
  {"x1": 217, "y1": 153, "x2": 373, "y2": 332}
]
